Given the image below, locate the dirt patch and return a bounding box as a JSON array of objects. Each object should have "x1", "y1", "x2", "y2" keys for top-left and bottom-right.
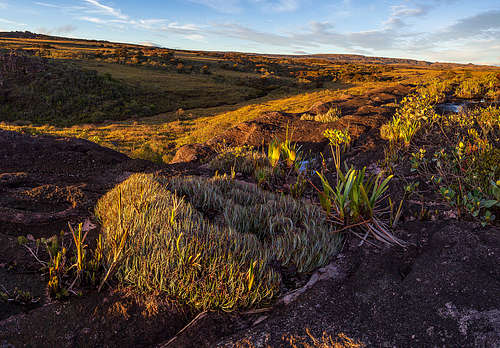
[
  {"x1": 1, "y1": 290, "x2": 188, "y2": 348},
  {"x1": 0, "y1": 130, "x2": 158, "y2": 237}
]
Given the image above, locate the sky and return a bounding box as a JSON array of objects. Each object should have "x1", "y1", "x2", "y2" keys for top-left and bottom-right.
[{"x1": 0, "y1": 0, "x2": 499, "y2": 65}]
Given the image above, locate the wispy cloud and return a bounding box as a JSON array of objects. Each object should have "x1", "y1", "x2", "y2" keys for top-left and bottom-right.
[
  {"x1": 430, "y1": 9, "x2": 500, "y2": 42},
  {"x1": 187, "y1": 0, "x2": 241, "y2": 14},
  {"x1": 34, "y1": 0, "x2": 203, "y2": 41},
  {"x1": 79, "y1": 16, "x2": 107, "y2": 24},
  {"x1": 185, "y1": 34, "x2": 205, "y2": 41},
  {"x1": 83, "y1": 0, "x2": 128, "y2": 20},
  {"x1": 159, "y1": 22, "x2": 205, "y2": 40},
  {"x1": 252, "y1": 0, "x2": 300, "y2": 13},
  {"x1": 34, "y1": 2, "x2": 86, "y2": 11},
  {"x1": 383, "y1": 4, "x2": 431, "y2": 29},
  {"x1": 35, "y1": 1, "x2": 128, "y2": 20},
  {"x1": 211, "y1": 21, "x2": 397, "y2": 53},
  {"x1": 187, "y1": 0, "x2": 301, "y2": 14},
  {"x1": 134, "y1": 19, "x2": 168, "y2": 30},
  {"x1": 139, "y1": 41, "x2": 162, "y2": 47},
  {"x1": 0, "y1": 18, "x2": 27, "y2": 26},
  {"x1": 0, "y1": 2, "x2": 7, "y2": 9},
  {"x1": 207, "y1": 7, "x2": 500, "y2": 64},
  {"x1": 33, "y1": 2, "x2": 59, "y2": 7}
]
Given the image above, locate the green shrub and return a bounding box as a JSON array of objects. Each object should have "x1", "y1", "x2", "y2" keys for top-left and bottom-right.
[
  {"x1": 0, "y1": 51, "x2": 155, "y2": 126},
  {"x1": 317, "y1": 167, "x2": 403, "y2": 246},
  {"x1": 167, "y1": 175, "x2": 341, "y2": 273},
  {"x1": 410, "y1": 106, "x2": 500, "y2": 224},
  {"x1": 380, "y1": 90, "x2": 437, "y2": 149}
]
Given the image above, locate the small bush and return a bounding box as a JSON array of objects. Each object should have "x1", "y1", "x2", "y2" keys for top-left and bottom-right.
[
  {"x1": 380, "y1": 91, "x2": 437, "y2": 148},
  {"x1": 317, "y1": 167, "x2": 403, "y2": 246},
  {"x1": 410, "y1": 106, "x2": 500, "y2": 224},
  {"x1": 208, "y1": 145, "x2": 268, "y2": 176},
  {"x1": 301, "y1": 107, "x2": 341, "y2": 123},
  {"x1": 316, "y1": 107, "x2": 342, "y2": 123}
]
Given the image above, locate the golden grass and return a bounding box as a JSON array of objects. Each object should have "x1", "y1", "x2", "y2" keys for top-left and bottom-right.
[
  {"x1": 232, "y1": 330, "x2": 365, "y2": 348},
  {"x1": 0, "y1": 82, "x2": 361, "y2": 159},
  {"x1": 1, "y1": 67, "x2": 495, "y2": 162},
  {"x1": 0, "y1": 70, "x2": 453, "y2": 160},
  {"x1": 175, "y1": 83, "x2": 355, "y2": 147}
]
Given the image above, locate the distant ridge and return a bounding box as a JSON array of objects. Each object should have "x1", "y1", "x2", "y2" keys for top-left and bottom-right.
[
  {"x1": 0, "y1": 30, "x2": 112, "y2": 44},
  {"x1": 260, "y1": 53, "x2": 433, "y2": 66},
  {"x1": 0, "y1": 31, "x2": 497, "y2": 68}
]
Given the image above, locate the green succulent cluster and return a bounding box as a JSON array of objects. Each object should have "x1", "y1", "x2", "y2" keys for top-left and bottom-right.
[
  {"x1": 167, "y1": 175, "x2": 341, "y2": 272},
  {"x1": 96, "y1": 173, "x2": 341, "y2": 311}
]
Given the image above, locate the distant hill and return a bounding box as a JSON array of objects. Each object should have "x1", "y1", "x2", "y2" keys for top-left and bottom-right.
[
  {"x1": 0, "y1": 31, "x2": 497, "y2": 69},
  {"x1": 0, "y1": 31, "x2": 112, "y2": 44},
  {"x1": 258, "y1": 53, "x2": 432, "y2": 66},
  {"x1": 257, "y1": 53, "x2": 499, "y2": 69}
]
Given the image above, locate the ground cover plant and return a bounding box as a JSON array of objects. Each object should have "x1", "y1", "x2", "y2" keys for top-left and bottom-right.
[
  {"x1": 410, "y1": 106, "x2": 500, "y2": 225},
  {"x1": 94, "y1": 173, "x2": 342, "y2": 311},
  {"x1": 313, "y1": 126, "x2": 404, "y2": 246},
  {"x1": 454, "y1": 73, "x2": 499, "y2": 100},
  {"x1": 207, "y1": 126, "x2": 313, "y2": 196}
]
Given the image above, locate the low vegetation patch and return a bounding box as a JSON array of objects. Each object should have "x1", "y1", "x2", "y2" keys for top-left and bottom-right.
[
  {"x1": 95, "y1": 173, "x2": 341, "y2": 311},
  {"x1": 0, "y1": 50, "x2": 156, "y2": 125},
  {"x1": 410, "y1": 106, "x2": 500, "y2": 225},
  {"x1": 207, "y1": 145, "x2": 268, "y2": 176},
  {"x1": 301, "y1": 106, "x2": 342, "y2": 123},
  {"x1": 455, "y1": 73, "x2": 499, "y2": 100},
  {"x1": 380, "y1": 77, "x2": 500, "y2": 225},
  {"x1": 315, "y1": 127, "x2": 403, "y2": 246}
]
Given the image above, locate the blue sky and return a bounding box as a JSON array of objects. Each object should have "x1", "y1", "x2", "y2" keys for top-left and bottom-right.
[{"x1": 1, "y1": 0, "x2": 499, "y2": 65}]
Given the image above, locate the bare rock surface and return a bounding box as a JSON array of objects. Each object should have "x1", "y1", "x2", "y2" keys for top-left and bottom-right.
[
  {"x1": 170, "y1": 143, "x2": 215, "y2": 164},
  {"x1": 216, "y1": 221, "x2": 500, "y2": 347}
]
